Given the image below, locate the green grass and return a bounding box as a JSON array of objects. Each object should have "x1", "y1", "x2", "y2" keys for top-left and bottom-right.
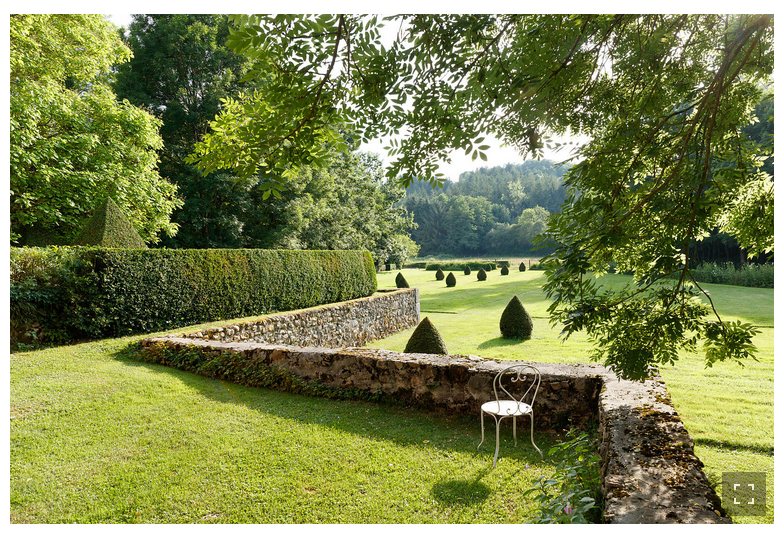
[
  {"x1": 11, "y1": 336, "x2": 556, "y2": 523},
  {"x1": 369, "y1": 268, "x2": 775, "y2": 524},
  {"x1": 11, "y1": 266, "x2": 772, "y2": 523}
]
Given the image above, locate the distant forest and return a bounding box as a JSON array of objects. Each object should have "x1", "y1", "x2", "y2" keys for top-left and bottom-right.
[
  {"x1": 400, "y1": 156, "x2": 771, "y2": 264},
  {"x1": 401, "y1": 159, "x2": 570, "y2": 257}
]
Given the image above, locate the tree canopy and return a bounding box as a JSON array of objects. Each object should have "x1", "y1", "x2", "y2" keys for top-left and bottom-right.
[
  {"x1": 10, "y1": 14, "x2": 181, "y2": 245},
  {"x1": 190, "y1": 14, "x2": 774, "y2": 380}
]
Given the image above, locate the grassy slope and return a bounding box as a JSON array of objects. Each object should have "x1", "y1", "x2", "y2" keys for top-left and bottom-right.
[
  {"x1": 11, "y1": 338, "x2": 554, "y2": 523},
  {"x1": 367, "y1": 268, "x2": 774, "y2": 524}
]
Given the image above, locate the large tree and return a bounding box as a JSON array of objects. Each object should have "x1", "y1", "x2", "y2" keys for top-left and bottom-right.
[
  {"x1": 10, "y1": 14, "x2": 180, "y2": 245},
  {"x1": 114, "y1": 14, "x2": 251, "y2": 248},
  {"x1": 189, "y1": 15, "x2": 774, "y2": 381}
]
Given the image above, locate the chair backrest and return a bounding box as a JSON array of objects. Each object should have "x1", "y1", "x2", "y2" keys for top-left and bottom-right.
[{"x1": 492, "y1": 364, "x2": 541, "y2": 407}]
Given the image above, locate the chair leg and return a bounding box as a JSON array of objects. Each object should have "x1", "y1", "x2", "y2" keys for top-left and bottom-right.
[
  {"x1": 513, "y1": 416, "x2": 517, "y2": 447},
  {"x1": 493, "y1": 418, "x2": 501, "y2": 468},
  {"x1": 478, "y1": 410, "x2": 485, "y2": 450},
  {"x1": 530, "y1": 412, "x2": 543, "y2": 460}
]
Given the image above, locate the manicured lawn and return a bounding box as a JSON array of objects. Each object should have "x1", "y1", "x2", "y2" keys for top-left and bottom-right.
[
  {"x1": 368, "y1": 267, "x2": 774, "y2": 524},
  {"x1": 10, "y1": 265, "x2": 772, "y2": 523},
  {"x1": 10, "y1": 336, "x2": 556, "y2": 523}
]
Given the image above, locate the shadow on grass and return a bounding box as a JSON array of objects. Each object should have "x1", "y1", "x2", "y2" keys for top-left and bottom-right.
[
  {"x1": 431, "y1": 467, "x2": 493, "y2": 506},
  {"x1": 112, "y1": 343, "x2": 554, "y2": 467},
  {"x1": 477, "y1": 336, "x2": 530, "y2": 350}
]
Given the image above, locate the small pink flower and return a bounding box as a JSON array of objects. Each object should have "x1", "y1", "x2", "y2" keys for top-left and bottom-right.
[{"x1": 563, "y1": 504, "x2": 574, "y2": 515}]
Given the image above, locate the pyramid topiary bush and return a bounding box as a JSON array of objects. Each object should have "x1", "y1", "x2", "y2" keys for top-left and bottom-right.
[
  {"x1": 404, "y1": 317, "x2": 448, "y2": 355},
  {"x1": 500, "y1": 295, "x2": 533, "y2": 339},
  {"x1": 500, "y1": 265, "x2": 509, "y2": 275},
  {"x1": 435, "y1": 267, "x2": 445, "y2": 280},
  {"x1": 73, "y1": 197, "x2": 147, "y2": 248},
  {"x1": 519, "y1": 262, "x2": 526, "y2": 272},
  {"x1": 446, "y1": 272, "x2": 456, "y2": 287},
  {"x1": 464, "y1": 265, "x2": 471, "y2": 275},
  {"x1": 477, "y1": 268, "x2": 487, "y2": 281},
  {"x1": 396, "y1": 272, "x2": 410, "y2": 288}
]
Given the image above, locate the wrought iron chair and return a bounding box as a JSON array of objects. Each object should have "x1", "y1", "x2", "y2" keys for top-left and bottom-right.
[{"x1": 478, "y1": 364, "x2": 543, "y2": 467}]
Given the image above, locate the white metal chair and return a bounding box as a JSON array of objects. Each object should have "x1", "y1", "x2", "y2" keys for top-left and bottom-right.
[{"x1": 478, "y1": 364, "x2": 543, "y2": 467}]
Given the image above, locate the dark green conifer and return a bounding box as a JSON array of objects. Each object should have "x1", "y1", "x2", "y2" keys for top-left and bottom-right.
[
  {"x1": 500, "y1": 295, "x2": 533, "y2": 339},
  {"x1": 73, "y1": 197, "x2": 147, "y2": 248},
  {"x1": 477, "y1": 268, "x2": 487, "y2": 281},
  {"x1": 435, "y1": 267, "x2": 445, "y2": 280},
  {"x1": 446, "y1": 272, "x2": 456, "y2": 287},
  {"x1": 396, "y1": 272, "x2": 410, "y2": 288},
  {"x1": 404, "y1": 317, "x2": 448, "y2": 355},
  {"x1": 500, "y1": 265, "x2": 509, "y2": 275},
  {"x1": 464, "y1": 265, "x2": 472, "y2": 275},
  {"x1": 519, "y1": 262, "x2": 526, "y2": 272}
]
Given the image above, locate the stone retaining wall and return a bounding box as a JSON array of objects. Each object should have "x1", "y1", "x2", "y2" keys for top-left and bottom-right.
[
  {"x1": 172, "y1": 288, "x2": 420, "y2": 348},
  {"x1": 140, "y1": 287, "x2": 729, "y2": 524}
]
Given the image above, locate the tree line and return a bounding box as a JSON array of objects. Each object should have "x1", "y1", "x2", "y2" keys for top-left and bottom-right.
[{"x1": 403, "y1": 160, "x2": 570, "y2": 257}]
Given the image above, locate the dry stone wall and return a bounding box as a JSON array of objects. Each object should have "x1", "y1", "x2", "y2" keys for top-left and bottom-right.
[
  {"x1": 140, "y1": 287, "x2": 730, "y2": 524},
  {"x1": 171, "y1": 288, "x2": 419, "y2": 348}
]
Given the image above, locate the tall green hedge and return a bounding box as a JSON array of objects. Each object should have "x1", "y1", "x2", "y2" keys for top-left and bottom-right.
[{"x1": 10, "y1": 247, "x2": 377, "y2": 343}]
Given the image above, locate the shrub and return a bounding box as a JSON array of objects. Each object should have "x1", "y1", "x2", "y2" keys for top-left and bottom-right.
[
  {"x1": 435, "y1": 267, "x2": 445, "y2": 280},
  {"x1": 519, "y1": 262, "x2": 526, "y2": 272},
  {"x1": 73, "y1": 197, "x2": 147, "y2": 248},
  {"x1": 425, "y1": 262, "x2": 496, "y2": 272},
  {"x1": 464, "y1": 265, "x2": 472, "y2": 275},
  {"x1": 500, "y1": 265, "x2": 509, "y2": 275},
  {"x1": 690, "y1": 262, "x2": 773, "y2": 288},
  {"x1": 403, "y1": 317, "x2": 448, "y2": 355},
  {"x1": 524, "y1": 428, "x2": 603, "y2": 523},
  {"x1": 396, "y1": 272, "x2": 410, "y2": 288},
  {"x1": 445, "y1": 272, "x2": 456, "y2": 287},
  {"x1": 10, "y1": 247, "x2": 377, "y2": 343},
  {"x1": 500, "y1": 295, "x2": 533, "y2": 339},
  {"x1": 477, "y1": 268, "x2": 487, "y2": 281}
]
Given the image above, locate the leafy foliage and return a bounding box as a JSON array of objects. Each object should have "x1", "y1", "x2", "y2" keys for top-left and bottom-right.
[
  {"x1": 519, "y1": 262, "x2": 526, "y2": 272},
  {"x1": 690, "y1": 261, "x2": 774, "y2": 288},
  {"x1": 73, "y1": 197, "x2": 147, "y2": 248},
  {"x1": 189, "y1": 14, "x2": 773, "y2": 380},
  {"x1": 477, "y1": 268, "x2": 487, "y2": 281},
  {"x1": 525, "y1": 429, "x2": 602, "y2": 524},
  {"x1": 435, "y1": 268, "x2": 445, "y2": 281},
  {"x1": 464, "y1": 265, "x2": 472, "y2": 275},
  {"x1": 10, "y1": 14, "x2": 180, "y2": 245},
  {"x1": 404, "y1": 317, "x2": 448, "y2": 355},
  {"x1": 500, "y1": 265, "x2": 509, "y2": 276},
  {"x1": 10, "y1": 247, "x2": 376, "y2": 343},
  {"x1": 500, "y1": 296, "x2": 533, "y2": 340},
  {"x1": 445, "y1": 272, "x2": 457, "y2": 287}
]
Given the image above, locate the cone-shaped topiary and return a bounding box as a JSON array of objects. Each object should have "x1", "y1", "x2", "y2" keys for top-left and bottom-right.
[
  {"x1": 464, "y1": 265, "x2": 471, "y2": 275},
  {"x1": 396, "y1": 272, "x2": 410, "y2": 288},
  {"x1": 435, "y1": 267, "x2": 445, "y2": 280},
  {"x1": 500, "y1": 265, "x2": 509, "y2": 275},
  {"x1": 73, "y1": 197, "x2": 147, "y2": 248},
  {"x1": 500, "y1": 295, "x2": 533, "y2": 339},
  {"x1": 404, "y1": 317, "x2": 448, "y2": 355},
  {"x1": 446, "y1": 272, "x2": 456, "y2": 287},
  {"x1": 519, "y1": 262, "x2": 526, "y2": 272},
  {"x1": 477, "y1": 268, "x2": 487, "y2": 281}
]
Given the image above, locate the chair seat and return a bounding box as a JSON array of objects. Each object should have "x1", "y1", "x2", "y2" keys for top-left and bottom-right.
[{"x1": 481, "y1": 400, "x2": 532, "y2": 417}]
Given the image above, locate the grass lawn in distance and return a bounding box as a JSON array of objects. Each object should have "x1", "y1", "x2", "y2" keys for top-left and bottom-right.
[{"x1": 368, "y1": 267, "x2": 774, "y2": 524}]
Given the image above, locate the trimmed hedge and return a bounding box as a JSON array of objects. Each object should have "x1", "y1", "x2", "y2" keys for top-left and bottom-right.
[
  {"x1": 10, "y1": 247, "x2": 377, "y2": 343},
  {"x1": 426, "y1": 261, "x2": 498, "y2": 272}
]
